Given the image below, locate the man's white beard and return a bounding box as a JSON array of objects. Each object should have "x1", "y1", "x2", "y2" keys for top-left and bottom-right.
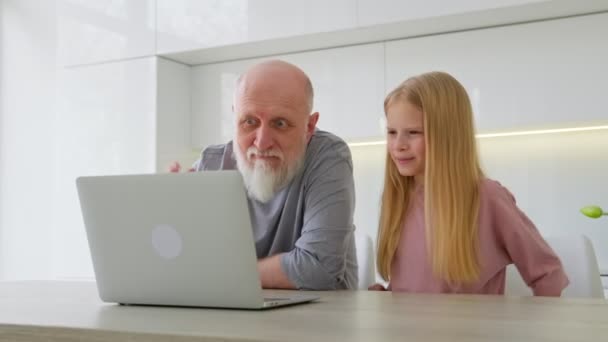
[{"x1": 234, "y1": 146, "x2": 305, "y2": 203}]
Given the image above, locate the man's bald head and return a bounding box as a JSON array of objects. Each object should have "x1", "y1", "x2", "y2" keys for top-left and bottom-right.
[{"x1": 235, "y1": 60, "x2": 314, "y2": 114}]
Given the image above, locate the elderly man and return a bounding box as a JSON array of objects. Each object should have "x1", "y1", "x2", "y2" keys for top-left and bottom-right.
[{"x1": 173, "y1": 60, "x2": 357, "y2": 290}]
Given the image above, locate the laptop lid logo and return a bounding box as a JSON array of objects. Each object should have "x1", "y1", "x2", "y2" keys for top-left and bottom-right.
[{"x1": 151, "y1": 224, "x2": 183, "y2": 259}]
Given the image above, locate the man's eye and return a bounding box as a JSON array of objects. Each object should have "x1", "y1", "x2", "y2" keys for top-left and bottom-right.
[
  {"x1": 275, "y1": 119, "x2": 288, "y2": 128},
  {"x1": 387, "y1": 130, "x2": 396, "y2": 135},
  {"x1": 245, "y1": 118, "x2": 257, "y2": 125}
]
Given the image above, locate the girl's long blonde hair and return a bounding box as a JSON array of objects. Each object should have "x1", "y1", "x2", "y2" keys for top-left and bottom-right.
[{"x1": 376, "y1": 71, "x2": 484, "y2": 284}]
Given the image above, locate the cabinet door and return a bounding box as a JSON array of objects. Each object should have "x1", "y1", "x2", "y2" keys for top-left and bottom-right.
[
  {"x1": 58, "y1": 0, "x2": 156, "y2": 66},
  {"x1": 190, "y1": 43, "x2": 385, "y2": 148},
  {"x1": 156, "y1": 0, "x2": 356, "y2": 54},
  {"x1": 191, "y1": 58, "x2": 256, "y2": 149},
  {"x1": 279, "y1": 43, "x2": 385, "y2": 143},
  {"x1": 385, "y1": 12, "x2": 608, "y2": 133}
]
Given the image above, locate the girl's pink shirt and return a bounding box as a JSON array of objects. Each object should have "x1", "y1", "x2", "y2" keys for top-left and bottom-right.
[{"x1": 389, "y1": 179, "x2": 569, "y2": 296}]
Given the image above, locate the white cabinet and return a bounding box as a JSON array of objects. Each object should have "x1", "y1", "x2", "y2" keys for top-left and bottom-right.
[
  {"x1": 191, "y1": 58, "x2": 255, "y2": 149},
  {"x1": 357, "y1": 0, "x2": 546, "y2": 27},
  {"x1": 156, "y1": 58, "x2": 196, "y2": 171},
  {"x1": 280, "y1": 44, "x2": 385, "y2": 143},
  {"x1": 158, "y1": 1, "x2": 608, "y2": 66},
  {"x1": 57, "y1": 0, "x2": 156, "y2": 66},
  {"x1": 156, "y1": 0, "x2": 356, "y2": 54},
  {"x1": 55, "y1": 57, "x2": 157, "y2": 180},
  {"x1": 385, "y1": 12, "x2": 608, "y2": 133},
  {"x1": 190, "y1": 43, "x2": 385, "y2": 148}
]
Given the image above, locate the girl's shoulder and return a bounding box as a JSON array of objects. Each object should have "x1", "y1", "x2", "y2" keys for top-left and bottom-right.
[{"x1": 479, "y1": 178, "x2": 517, "y2": 207}]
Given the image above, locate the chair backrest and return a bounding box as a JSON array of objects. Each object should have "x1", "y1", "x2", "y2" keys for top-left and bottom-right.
[
  {"x1": 505, "y1": 235, "x2": 604, "y2": 298},
  {"x1": 355, "y1": 232, "x2": 376, "y2": 289}
]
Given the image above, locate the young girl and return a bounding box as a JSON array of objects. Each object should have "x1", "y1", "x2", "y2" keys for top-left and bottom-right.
[{"x1": 370, "y1": 71, "x2": 568, "y2": 296}]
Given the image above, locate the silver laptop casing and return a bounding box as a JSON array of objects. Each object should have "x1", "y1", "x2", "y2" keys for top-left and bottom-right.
[{"x1": 76, "y1": 171, "x2": 318, "y2": 309}]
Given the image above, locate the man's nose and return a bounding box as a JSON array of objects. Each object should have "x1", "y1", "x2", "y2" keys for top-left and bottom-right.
[{"x1": 254, "y1": 125, "x2": 274, "y2": 151}]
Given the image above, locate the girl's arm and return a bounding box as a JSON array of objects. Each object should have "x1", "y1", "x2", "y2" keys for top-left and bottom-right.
[{"x1": 491, "y1": 183, "x2": 569, "y2": 297}]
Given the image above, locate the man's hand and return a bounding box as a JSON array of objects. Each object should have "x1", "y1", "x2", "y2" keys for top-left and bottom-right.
[
  {"x1": 257, "y1": 254, "x2": 297, "y2": 289},
  {"x1": 168, "y1": 161, "x2": 195, "y2": 173},
  {"x1": 368, "y1": 283, "x2": 388, "y2": 291}
]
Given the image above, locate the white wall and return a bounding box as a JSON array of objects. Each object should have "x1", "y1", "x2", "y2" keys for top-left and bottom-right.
[
  {"x1": 52, "y1": 57, "x2": 158, "y2": 279},
  {"x1": 0, "y1": 1, "x2": 160, "y2": 280},
  {"x1": 0, "y1": 0, "x2": 57, "y2": 280}
]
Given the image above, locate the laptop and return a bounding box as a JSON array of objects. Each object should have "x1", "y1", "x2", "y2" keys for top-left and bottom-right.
[{"x1": 76, "y1": 171, "x2": 319, "y2": 310}]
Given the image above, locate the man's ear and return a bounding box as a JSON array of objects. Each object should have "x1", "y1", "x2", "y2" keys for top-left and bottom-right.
[{"x1": 306, "y1": 112, "x2": 320, "y2": 141}]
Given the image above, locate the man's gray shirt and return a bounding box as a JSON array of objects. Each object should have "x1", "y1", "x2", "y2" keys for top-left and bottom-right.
[{"x1": 194, "y1": 130, "x2": 357, "y2": 290}]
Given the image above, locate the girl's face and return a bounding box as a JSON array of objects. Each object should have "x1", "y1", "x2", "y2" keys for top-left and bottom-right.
[{"x1": 386, "y1": 100, "x2": 426, "y2": 184}]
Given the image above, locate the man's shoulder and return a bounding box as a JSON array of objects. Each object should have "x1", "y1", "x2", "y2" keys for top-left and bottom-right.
[
  {"x1": 202, "y1": 142, "x2": 230, "y2": 156},
  {"x1": 307, "y1": 130, "x2": 352, "y2": 161},
  {"x1": 198, "y1": 141, "x2": 235, "y2": 171}
]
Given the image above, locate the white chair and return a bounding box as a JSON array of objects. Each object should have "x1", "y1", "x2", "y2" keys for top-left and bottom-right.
[
  {"x1": 355, "y1": 232, "x2": 376, "y2": 289},
  {"x1": 505, "y1": 235, "x2": 604, "y2": 298}
]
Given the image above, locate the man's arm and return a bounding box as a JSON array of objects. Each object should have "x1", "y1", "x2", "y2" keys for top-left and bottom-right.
[
  {"x1": 257, "y1": 254, "x2": 296, "y2": 289},
  {"x1": 280, "y1": 141, "x2": 357, "y2": 290}
]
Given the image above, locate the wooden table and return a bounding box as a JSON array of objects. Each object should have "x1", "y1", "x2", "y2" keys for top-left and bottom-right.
[{"x1": 0, "y1": 281, "x2": 607, "y2": 341}]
